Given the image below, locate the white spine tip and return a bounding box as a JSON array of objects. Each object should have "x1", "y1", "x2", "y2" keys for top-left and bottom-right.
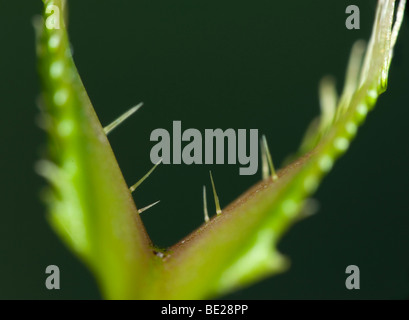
[{"x1": 138, "y1": 200, "x2": 160, "y2": 214}]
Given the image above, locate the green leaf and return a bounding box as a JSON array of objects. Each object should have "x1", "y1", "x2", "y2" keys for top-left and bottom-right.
[
  {"x1": 36, "y1": 0, "x2": 406, "y2": 299},
  {"x1": 36, "y1": 0, "x2": 159, "y2": 299}
]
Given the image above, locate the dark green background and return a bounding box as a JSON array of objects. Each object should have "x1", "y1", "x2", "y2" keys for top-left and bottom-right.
[{"x1": 1, "y1": 0, "x2": 408, "y2": 299}]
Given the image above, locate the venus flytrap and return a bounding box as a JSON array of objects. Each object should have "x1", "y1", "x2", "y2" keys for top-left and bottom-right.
[{"x1": 36, "y1": 0, "x2": 406, "y2": 299}]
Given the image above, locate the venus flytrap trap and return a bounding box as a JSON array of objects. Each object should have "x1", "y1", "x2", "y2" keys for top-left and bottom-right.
[{"x1": 35, "y1": 0, "x2": 406, "y2": 299}]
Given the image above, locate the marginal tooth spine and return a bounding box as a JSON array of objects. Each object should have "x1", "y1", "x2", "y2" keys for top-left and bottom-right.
[
  {"x1": 35, "y1": 160, "x2": 64, "y2": 185},
  {"x1": 390, "y1": 0, "x2": 406, "y2": 49},
  {"x1": 261, "y1": 135, "x2": 278, "y2": 181},
  {"x1": 129, "y1": 159, "x2": 162, "y2": 193},
  {"x1": 138, "y1": 200, "x2": 160, "y2": 214},
  {"x1": 104, "y1": 102, "x2": 143, "y2": 135},
  {"x1": 318, "y1": 76, "x2": 337, "y2": 134},
  {"x1": 337, "y1": 40, "x2": 366, "y2": 117},
  {"x1": 203, "y1": 186, "x2": 209, "y2": 223},
  {"x1": 209, "y1": 171, "x2": 222, "y2": 215}
]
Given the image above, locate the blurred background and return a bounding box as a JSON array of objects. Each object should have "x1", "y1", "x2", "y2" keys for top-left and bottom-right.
[{"x1": 1, "y1": 0, "x2": 409, "y2": 299}]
